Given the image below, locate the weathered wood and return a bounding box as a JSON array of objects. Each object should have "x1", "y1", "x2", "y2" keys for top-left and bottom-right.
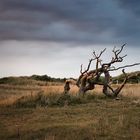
[{"x1": 64, "y1": 44, "x2": 140, "y2": 97}]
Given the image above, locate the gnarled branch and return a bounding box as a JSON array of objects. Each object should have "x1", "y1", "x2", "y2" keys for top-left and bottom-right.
[{"x1": 67, "y1": 44, "x2": 140, "y2": 98}]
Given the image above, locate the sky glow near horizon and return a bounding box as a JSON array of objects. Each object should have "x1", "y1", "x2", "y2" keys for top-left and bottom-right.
[
  {"x1": 0, "y1": 41, "x2": 139, "y2": 78},
  {"x1": 0, "y1": 0, "x2": 140, "y2": 78}
]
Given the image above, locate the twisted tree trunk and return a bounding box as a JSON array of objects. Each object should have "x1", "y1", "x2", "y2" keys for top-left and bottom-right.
[{"x1": 64, "y1": 44, "x2": 140, "y2": 98}]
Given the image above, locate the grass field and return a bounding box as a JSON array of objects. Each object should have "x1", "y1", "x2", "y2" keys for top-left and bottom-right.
[{"x1": 0, "y1": 83, "x2": 140, "y2": 140}]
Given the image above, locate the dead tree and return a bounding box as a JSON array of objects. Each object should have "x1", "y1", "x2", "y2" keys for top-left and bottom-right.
[
  {"x1": 75, "y1": 44, "x2": 140, "y2": 97},
  {"x1": 64, "y1": 80, "x2": 71, "y2": 94},
  {"x1": 64, "y1": 78, "x2": 77, "y2": 94}
]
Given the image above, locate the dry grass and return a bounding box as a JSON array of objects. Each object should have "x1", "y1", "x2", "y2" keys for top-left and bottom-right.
[
  {"x1": 0, "y1": 97, "x2": 140, "y2": 140},
  {"x1": 0, "y1": 84, "x2": 42, "y2": 106},
  {"x1": 43, "y1": 84, "x2": 140, "y2": 98},
  {"x1": 0, "y1": 83, "x2": 140, "y2": 139},
  {"x1": 121, "y1": 84, "x2": 140, "y2": 97},
  {"x1": 42, "y1": 84, "x2": 140, "y2": 98},
  {"x1": 42, "y1": 84, "x2": 79, "y2": 95},
  {"x1": 0, "y1": 83, "x2": 140, "y2": 106}
]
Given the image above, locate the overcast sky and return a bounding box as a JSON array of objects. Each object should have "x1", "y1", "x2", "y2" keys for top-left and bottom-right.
[{"x1": 0, "y1": 0, "x2": 140, "y2": 78}]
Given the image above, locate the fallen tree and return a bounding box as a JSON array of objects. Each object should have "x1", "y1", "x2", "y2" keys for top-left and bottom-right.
[{"x1": 64, "y1": 44, "x2": 140, "y2": 97}]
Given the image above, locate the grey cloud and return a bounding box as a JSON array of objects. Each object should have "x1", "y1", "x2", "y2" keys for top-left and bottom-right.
[
  {"x1": 118, "y1": 0, "x2": 140, "y2": 16},
  {"x1": 0, "y1": 0, "x2": 140, "y2": 45},
  {"x1": 0, "y1": 41, "x2": 68, "y2": 58}
]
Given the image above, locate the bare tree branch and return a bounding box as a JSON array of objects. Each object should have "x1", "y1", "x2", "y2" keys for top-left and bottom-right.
[
  {"x1": 80, "y1": 59, "x2": 93, "y2": 75},
  {"x1": 109, "y1": 63, "x2": 140, "y2": 71},
  {"x1": 98, "y1": 48, "x2": 106, "y2": 58},
  {"x1": 67, "y1": 44, "x2": 140, "y2": 98}
]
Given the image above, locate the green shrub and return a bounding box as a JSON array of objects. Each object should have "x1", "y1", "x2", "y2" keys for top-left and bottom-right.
[
  {"x1": 14, "y1": 91, "x2": 47, "y2": 108},
  {"x1": 13, "y1": 92, "x2": 106, "y2": 108}
]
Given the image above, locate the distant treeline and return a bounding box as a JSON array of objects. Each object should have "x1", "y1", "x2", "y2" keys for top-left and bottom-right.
[
  {"x1": 30, "y1": 75, "x2": 66, "y2": 83},
  {"x1": 0, "y1": 71, "x2": 140, "y2": 85},
  {"x1": 112, "y1": 71, "x2": 140, "y2": 84},
  {"x1": 31, "y1": 72, "x2": 140, "y2": 84},
  {"x1": 0, "y1": 74, "x2": 66, "y2": 85}
]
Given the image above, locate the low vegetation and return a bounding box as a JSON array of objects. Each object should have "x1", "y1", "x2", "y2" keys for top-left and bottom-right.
[
  {"x1": 13, "y1": 92, "x2": 108, "y2": 108},
  {"x1": 0, "y1": 75, "x2": 65, "y2": 86},
  {"x1": 0, "y1": 74, "x2": 140, "y2": 140},
  {"x1": 0, "y1": 70, "x2": 140, "y2": 86},
  {"x1": 113, "y1": 71, "x2": 140, "y2": 84},
  {"x1": 0, "y1": 92, "x2": 140, "y2": 140}
]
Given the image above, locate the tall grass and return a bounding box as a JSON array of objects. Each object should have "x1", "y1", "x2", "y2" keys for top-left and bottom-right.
[
  {"x1": 0, "y1": 95, "x2": 140, "y2": 140},
  {"x1": 0, "y1": 83, "x2": 140, "y2": 139},
  {"x1": 0, "y1": 85, "x2": 41, "y2": 106},
  {"x1": 121, "y1": 84, "x2": 140, "y2": 97},
  {"x1": 0, "y1": 83, "x2": 140, "y2": 106}
]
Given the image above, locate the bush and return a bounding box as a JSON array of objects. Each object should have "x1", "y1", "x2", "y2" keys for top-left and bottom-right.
[
  {"x1": 13, "y1": 92, "x2": 102, "y2": 108},
  {"x1": 14, "y1": 91, "x2": 47, "y2": 108}
]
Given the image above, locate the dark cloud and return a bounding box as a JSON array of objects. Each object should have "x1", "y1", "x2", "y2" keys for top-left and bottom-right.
[
  {"x1": 0, "y1": 0, "x2": 140, "y2": 45},
  {"x1": 118, "y1": 0, "x2": 140, "y2": 16}
]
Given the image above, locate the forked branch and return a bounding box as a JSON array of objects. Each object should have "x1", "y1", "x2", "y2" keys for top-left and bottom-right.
[
  {"x1": 68, "y1": 44, "x2": 140, "y2": 98},
  {"x1": 109, "y1": 63, "x2": 140, "y2": 71}
]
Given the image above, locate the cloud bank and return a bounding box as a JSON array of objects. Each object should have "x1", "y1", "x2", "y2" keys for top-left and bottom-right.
[
  {"x1": 0, "y1": 0, "x2": 140, "y2": 45},
  {"x1": 0, "y1": 0, "x2": 140, "y2": 78}
]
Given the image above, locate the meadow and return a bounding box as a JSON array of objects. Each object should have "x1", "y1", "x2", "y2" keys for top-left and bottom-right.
[{"x1": 0, "y1": 82, "x2": 140, "y2": 140}]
